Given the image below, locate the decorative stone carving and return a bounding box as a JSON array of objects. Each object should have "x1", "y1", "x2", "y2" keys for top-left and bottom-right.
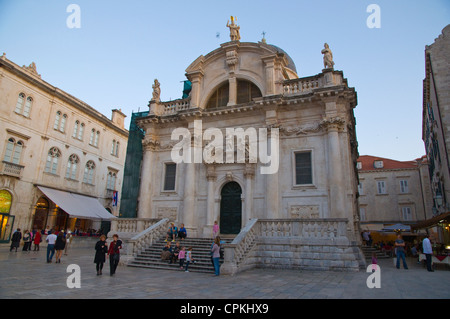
[
  {"x1": 226, "y1": 16, "x2": 241, "y2": 41},
  {"x1": 22, "y1": 62, "x2": 41, "y2": 77},
  {"x1": 290, "y1": 205, "x2": 320, "y2": 218},
  {"x1": 321, "y1": 43, "x2": 334, "y2": 69},
  {"x1": 156, "y1": 207, "x2": 178, "y2": 222},
  {"x1": 152, "y1": 79, "x2": 161, "y2": 102}
]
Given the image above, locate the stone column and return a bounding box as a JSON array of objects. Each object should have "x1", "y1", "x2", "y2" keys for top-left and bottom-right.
[
  {"x1": 204, "y1": 164, "x2": 216, "y2": 236},
  {"x1": 137, "y1": 141, "x2": 155, "y2": 219},
  {"x1": 227, "y1": 76, "x2": 237, "y2": 106},
  {"x1": 325, "y1": 118, "x2": 346, "y2": 218},
  {"x1": 244, "y1": 164, "x2": 255, "y2": 226}
]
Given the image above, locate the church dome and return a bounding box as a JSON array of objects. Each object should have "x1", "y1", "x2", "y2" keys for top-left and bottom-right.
[{"x1": 266, "y1": 44, "x2": 297, "y2": 73}]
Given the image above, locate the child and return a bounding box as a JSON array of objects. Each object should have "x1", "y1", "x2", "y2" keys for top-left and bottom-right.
[
  {"x1": 371, "y1": 252, "x2": 378, "y2": 272},
  {"x1": 213, "y1": 221, "x2": 219, "y2": 239},
  {"x1": 178, "y1": 246, "x2": 186, "y2": 270},
  {"x1": 185, "y1": 247, "x2": 194, "y2": 272}
]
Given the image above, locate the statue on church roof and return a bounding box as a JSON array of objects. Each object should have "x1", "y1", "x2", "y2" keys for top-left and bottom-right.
[
  {"x1": 227, "y1": 16, "x2": 241, "y2": 41},
  {"x1": 152, "y1": 79, "x2": 161, "y2": 102},
  {"x1": 321, "y1": 43, "x2": 335, "y2": 69}
]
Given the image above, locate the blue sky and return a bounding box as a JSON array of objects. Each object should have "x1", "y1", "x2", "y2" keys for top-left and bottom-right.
[{"x1": 0, "y1": 0, "x2": 449, "y2": 161}]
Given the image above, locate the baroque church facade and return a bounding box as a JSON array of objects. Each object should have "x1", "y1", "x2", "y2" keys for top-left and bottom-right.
[{"x1": 124, "y1": 21, "x2": 363, "y2": 271}]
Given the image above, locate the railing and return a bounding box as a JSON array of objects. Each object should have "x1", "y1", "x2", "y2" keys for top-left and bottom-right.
[
  {"x1": 282, "y1": 70, "x2": 344, "y2": 96},
  {"x1": 110, "y1": 218, "x2": 161, "y2": 233},
  {"x1": 1, "y1": 161, "x2": 24, "y2": 178},
  {"x1": 222, "y1": 219, "x2": 259, "y2": 274},
  {"x1": 126, "y1": 218, "x2": 170, "y2": 258},
  {"x1": 259, "y1": 218, "x2": 347, "y2": 240},
  {"x1": 221, "y1": 218, "x2": 353, "y2": 275},
  {"x1": 161, "y1": 98, "x2": 191, "y2": 115},
  {"x1": 283, "y1": 76, "x2": 321, "y2": 95}
]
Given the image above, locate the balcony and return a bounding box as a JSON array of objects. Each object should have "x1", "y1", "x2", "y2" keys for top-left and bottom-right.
[{"x1": 1, "y1": 161, "x2": 24, "y2": 178}]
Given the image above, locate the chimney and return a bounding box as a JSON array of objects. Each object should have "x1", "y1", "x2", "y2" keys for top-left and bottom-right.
[{"x1": 111, "y1": 109, "x2": 126, "y2": 130}]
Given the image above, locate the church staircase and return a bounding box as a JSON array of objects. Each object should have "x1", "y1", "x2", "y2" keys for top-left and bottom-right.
[{"x1": 128, "y1": 237, "x2": 224, "y2": 273}]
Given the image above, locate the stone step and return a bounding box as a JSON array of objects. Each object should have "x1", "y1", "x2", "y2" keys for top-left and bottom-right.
[{"x1": 128, "y1": 237, "x2": 224, "y2": 274}]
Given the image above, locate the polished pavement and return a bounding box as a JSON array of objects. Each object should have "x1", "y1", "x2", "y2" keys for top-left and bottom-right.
[{"x1": 0, "y1": 242, "x2": 449, "y2": 300}]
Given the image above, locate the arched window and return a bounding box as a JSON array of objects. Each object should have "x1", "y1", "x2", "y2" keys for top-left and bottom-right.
[
  {"x1": 54, "y1": 111, "x2": 67, "y2": 132},
  {"x1": 14, "y1": 93, "x2": 32, "y2": 117},
  {"x1": 206, "y1": 82, "x2": 229, "y2": 109},
  {"x1": 236, "y1": 80, "x2": 262, "y2": 104},
  {"x1": 0, "y1": 190, "x2": 12, "y2": 214},
  {"x1": 65, "y1": 154, "x2": 80, "y2": 180},
  {"x1": 14, "y1": 93, "x2": 25, "y2": 114},
  {"x1": 107, "y1": 171, "x2": 117, "y2": 190},
  {"x1": 23, "y1": 97, "x2": 33, "y2": 117},
  {"x1": 206, "y1": 80, "x2": 262, "y2": 109},
  {"x1": 78, "y1": 123, "x2": 85, "y2": 140},
  {"x1": 3, "y1": 138, "x2": 24, "y2": 165},
  {"x1": 45, "y1": 147, "x2": 61, "y2": 175},
  {"x1": 111, "y1": 140, "x2": 120, "y2": 157},
  {"x1": 90, "y1": 129, "x2": 100, "y2": 147},
  {"x1": 83, "y1": 160, "x2": 96, "y2": 184},
  {"x1": 72, "y1": 121, "x2": 79, "y2": 138}
]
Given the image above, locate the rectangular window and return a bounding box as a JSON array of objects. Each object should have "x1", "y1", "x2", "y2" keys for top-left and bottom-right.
[
  {"x1": 402, "y1": 207, "x2": 412, "y2": 221},
  {"x1": 358, "y1": 182, "x2": 364, "y2": 195},
  {"x1": 400, "y1": 180, "x2": 408, "y2": 193},
  {"x1": 295, "y1": 152, "x2": 312, "y2": 185},
  {"x1": 359, "y1": 207, "x2": 366, "y2": 221},
  {"x1": 163, "y1": 163, "x2": 176, "y2": 191},
  {"x1": 377, "y1": 181, "x2": 386, "y2": 194}
]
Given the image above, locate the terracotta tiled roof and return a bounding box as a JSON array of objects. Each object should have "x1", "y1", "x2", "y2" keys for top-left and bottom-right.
[{"x1": 357, "y1": 155, "x2": 418, "y2": 171}]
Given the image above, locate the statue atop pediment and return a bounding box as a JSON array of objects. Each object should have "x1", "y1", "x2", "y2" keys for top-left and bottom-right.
[
  {"x1": 227, "y1": 16, "x2": 241, "y2": 41},
  {"x1": 321, "y1": 43, "x2": 335, "y2": 69}
]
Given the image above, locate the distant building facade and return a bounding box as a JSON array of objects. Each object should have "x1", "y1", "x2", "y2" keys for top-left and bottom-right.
[
  {"x1": 422, "y1": 24, "x2": 450, "y2": 216},
  {"x1": 357, "y1": 155, "x2": 433, "y2": 237},
  {"x1": 0, "y1": 54, "x2": 128, "y2": 241}
]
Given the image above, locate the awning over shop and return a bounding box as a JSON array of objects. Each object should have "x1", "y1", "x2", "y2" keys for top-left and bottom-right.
[
  {"x1": 37, "y1": 186, "x2": 116, "y2": 220},
  {"x1": 381, "y1": 223, "x2": 411, "y2": 232},
  {"x1": 411, "y1": 212, "x2": 450, "y2": 230}
]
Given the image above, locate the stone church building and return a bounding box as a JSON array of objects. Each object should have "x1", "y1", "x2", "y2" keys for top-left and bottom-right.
[{"x1": 121, "y1": 22, "x2": 364, "y2": 271}]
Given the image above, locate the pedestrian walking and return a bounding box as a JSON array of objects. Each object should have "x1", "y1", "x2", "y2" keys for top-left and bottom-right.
[
  {"x1": 94, "y1": 234, "x2": 108, "y2": 275},
  {"x1": 10, "y1": 228, "x2": 21, "y2": 252},
  {"x1": 211, "y1": 237, "x2": 221, "y2": 276},
  {"x1": 33, "y1": 229, "x2": 42, "y2": 251},
  {"x1": 423, "y1": 234, "x2": 434, "y2": 272},
  {"x1": 46, "y1": 230, "x2": 57, "y2": 263},
  {"x1": 22, "y1": 230, "x2": 32, "y2": 251},
  {"x1": 54, "y1": 232, "x2": 66, "y2": 263},
  {"x1": 395, "y1": 234, "x2": 408, "y2": 269},
  {"x1": 64, "y1": 231, "x2": 73, "y2": 256},
  {"x1": 107, "y1": 234, "x2": 122, "y2": 276}
]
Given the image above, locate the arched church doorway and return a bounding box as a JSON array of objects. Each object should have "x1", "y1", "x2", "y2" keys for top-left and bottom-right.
[{"x1": 220, "y1": 181, "x2": 242, "y2": 234}]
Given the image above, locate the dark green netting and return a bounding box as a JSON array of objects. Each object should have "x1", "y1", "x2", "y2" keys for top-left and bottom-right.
[{"x1": 119, "y1": 111, "x2": 148, "y2": 218}]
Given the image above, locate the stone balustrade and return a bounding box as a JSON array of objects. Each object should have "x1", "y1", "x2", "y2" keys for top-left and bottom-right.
[
  {"x1": 282, "y1": 70, "x2": 344, "y2": 96},
  {"x1": 126, "y1": 218, "x2": 170, "y2": 258},
  {"x1": 221, "y1": 218, "x2": 362, "y2": 275},
  {"x1": 161, "y1": 98, "x2": 191, "y2": 115},
  {"x1": 110, "y1": 218, "x2": 161, "y2": 234}
]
